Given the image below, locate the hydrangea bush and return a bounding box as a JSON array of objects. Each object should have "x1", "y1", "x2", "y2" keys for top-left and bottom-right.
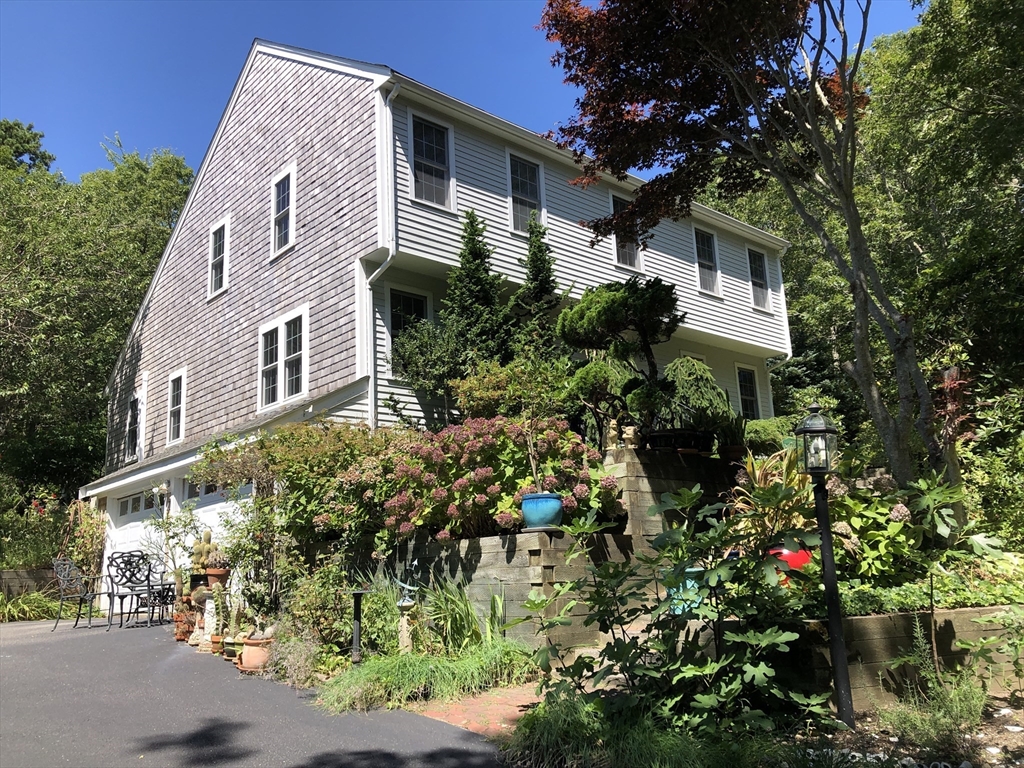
[{"x1": 379, "y1": 416, "x2": 620, "y2": 548}]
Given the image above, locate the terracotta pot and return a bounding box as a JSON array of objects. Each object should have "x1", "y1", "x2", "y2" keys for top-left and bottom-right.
[
  {"x1": 211, "y1": 634, "x2": 224, "y2": 655},
  {"x1": 205, "y1": 568, "x2": 231, "y2": 588},
  {"x1": 222, "y1": 639, "x2": 240, "y2": 661},
  {"x1": 239, "y1": 638, "x2": 273, "y2": 670}
]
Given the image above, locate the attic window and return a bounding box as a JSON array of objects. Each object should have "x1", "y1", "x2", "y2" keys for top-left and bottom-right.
[
  {"x1": 167, "y1": 368, "x2": 186, "y2": 445},
  {"x1": 271, "y1": 163, "x2": 296, "y2": 258},
  {"x1": 125, "y1": 396, "x2": 139, "y2": 462},
  {"x1": 209, "y1": 219, "x2": 229, "y2": 298}
]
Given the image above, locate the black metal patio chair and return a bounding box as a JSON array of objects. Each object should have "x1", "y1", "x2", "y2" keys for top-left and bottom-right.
[
  {"x1": 51, "y1": 557, "x2": 103, "y2": 632},
  {"x1": 105, "y1": 550, "x2": 174, "y2": 630}
]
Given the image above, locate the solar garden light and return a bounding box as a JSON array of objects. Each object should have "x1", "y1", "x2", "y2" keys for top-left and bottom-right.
[{"x1": 795, "y1": 403, "x2": 855, "y2": 729}]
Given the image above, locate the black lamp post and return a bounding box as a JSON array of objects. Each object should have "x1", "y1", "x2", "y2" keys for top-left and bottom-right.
[{"x1": 795, "y1": 404, "x2": 855, "y2": 728}]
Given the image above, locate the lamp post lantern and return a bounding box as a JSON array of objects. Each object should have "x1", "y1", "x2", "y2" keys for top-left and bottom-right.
[{"x1": 795, "y1": 404, "x2": 855, "y2": 728}]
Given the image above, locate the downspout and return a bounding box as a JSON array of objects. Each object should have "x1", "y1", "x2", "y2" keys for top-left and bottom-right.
[{"x1": 367, "y1": 83, "x2": 401, "y2": 429}]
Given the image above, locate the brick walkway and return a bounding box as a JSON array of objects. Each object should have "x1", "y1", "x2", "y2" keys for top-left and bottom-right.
[{"x1": 415, "y1": 684, "x2": 542, "y2": 739}]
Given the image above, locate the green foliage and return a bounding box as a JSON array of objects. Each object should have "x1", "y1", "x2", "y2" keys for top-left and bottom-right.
[
  {"x1": 961, "y1": 383, "x2": 1024, "y2": 550},
  {"x1": 378, "y1": 416, "x2": 619, "y2": 550},
  {"x1": 451, "y1": 354, "x2": 576, "y2": 421},
  {"x1": 504, "y1": 692, "x2": 704, "y2": 768},
  {"x1": 0, "y1": 119, "x2": 55, "y2": 172},
  {"x1": 391, "y1": 210, "x2": 512, "y2": 419},
  {"x1": 745, "y1": 417, "x2": 799, "y2": 457},
  {"x1": 0, "y1": 132, "x2": 192, "y2": 497},
  {"x1": 0, "y1": 588, "x2": 101, "y2": 623},
  {"x1": 966, "y1": 604, "x2": 1024, "y2": 705},
  {"x1": 0, "y1": 498, "x2": 66, "y2": 569},
  {"x1": 878, "y1": 619, "x2": 986, "y2": 761},
  {"x1": 518, "y1": 489, "x2": 829, "y2": 737},
  {"x1": 423, "y1": 577, "x2": 482, "y2": 653},
  {"x1": 317, "y1": 638, "x2": 534, "y2": 712},
  {"x1": 142, "y1": 502, "x2": 199, "y2": 574},
  {"x1": 510, "y1": 214, "x2": 561, "y2": 353}
]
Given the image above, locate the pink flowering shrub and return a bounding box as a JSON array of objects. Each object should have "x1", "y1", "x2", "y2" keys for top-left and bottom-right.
[{"x1": 380, "y1": 416, "x2": 619, "y2": 547}]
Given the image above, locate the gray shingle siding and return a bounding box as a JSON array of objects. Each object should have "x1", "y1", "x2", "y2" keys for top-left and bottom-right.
[{"x1": 105, "y1": 51, "x2": 378, "y2": 473}]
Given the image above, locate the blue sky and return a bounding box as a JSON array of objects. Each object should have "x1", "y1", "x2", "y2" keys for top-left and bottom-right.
[{"x1": 0, "y1": 0, "x2": 922, "y2": 182}]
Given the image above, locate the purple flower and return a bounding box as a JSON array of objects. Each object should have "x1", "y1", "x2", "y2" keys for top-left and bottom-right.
[
  {"x1": 586, "y1": 448, "x2": 601, "y2": 462},
  {"x1": 542, "y1": 475, "x2": 558, "y2": 491},
  {"x1": 423, "y1": 472, "x2": 437, "y2": 487},
  {"x1": 486, "y1": 484, "x2": 501, "y2": 496},
  {"x1": 562, "y1": 494, "x2": 579, "y2": 510},
  {"x1": 495, "y1": 512, "x2": 515, "y2": 528},
  {"x1": 472, "y1": 466, "x2": 494, "y2": 482},
  {"x1": 474, "y1": 493, "x2": 488, "y2": 506},
  {"x1": 453, "y1": 477, "x2": 470, "y2": 492},
  {"x1": 573, "y1": 484, "x2": 589, "y2": 499},
  {"x1": 399, "y1": 522, "x2": 415, "y2": 535},
  {"x1": 889, "y1": 503, "x2": 912, "y2": 523},
  {"x1": 435, "y1": 529, "x2": 452, "y2": 542},
  {"x1": 599, "y1": 475, "x2": 617, "y2": 491},
  {"x1": 384, "y1": 516, "x2": 397, "y2": 527},
  {"x1": 446, "y1": 504, "x2": 459, "y2": 518},
  {"x1": 431, "y1": 487, "x2": 449, "y2": 501}
]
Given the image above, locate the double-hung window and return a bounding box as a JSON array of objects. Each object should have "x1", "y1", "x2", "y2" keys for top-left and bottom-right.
[
  {"x1": 209, "y1": 218, "x2": 229, "y2": 297},
  {"x1": 412, "y1": 117, "x2": 450, "y2": 207},
  {"x1": 390, "y1": 289, "x2": 427, "y2": 340},
  {"x1": 125, "y1": 396, "x2": 139, "y2": 461},
  {"x1": 694, "y1": 228, "x2": 719, "y2": 294},
  {"x1": 258, "y1": 305, "x2": 308, "y2": 410},
  {"x1": 509, "y1": 154, "x2": 541, "y2": 232},
  {"x1": 747, "y1": 248, "x2": 770, "y2": 311},
  {"x1": 167, "y1": 368, "x2": 185, "y2": 444},
  {"x1": 271, "y1": 163, "x2": 296, "y2": 257},
  {"x1": 612, "y1": 196, "x2": 639, "y2": 269},
  {"x1": 737, "y1": 367, "x2": 760, "y2": 420}
]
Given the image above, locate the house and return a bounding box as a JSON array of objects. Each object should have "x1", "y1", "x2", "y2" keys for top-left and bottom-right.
[{"x1": 79, "y1": 39, "x2": 791, "y2": 557}]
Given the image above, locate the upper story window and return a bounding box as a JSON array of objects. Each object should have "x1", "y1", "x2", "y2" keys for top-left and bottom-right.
[
  {"x1": 612, "y1": 196, "x2": 639, "y2": 269},
  {"x1": 167, "y1": 368, "x2": 186, "y2": 445},
  {"x1": 737, "y1": 367, "x2": 760, "y2": 420},
  {"x1": 208, "y1": 218, "x2": 229, "y2": 298},
  {"x1": 509, "y1": 154, "x2": 541, "y2": 232},
  {"x1": 125, "y1": 396, "x2": 140, "y2": 462},
  {"x1": 271, "y1": 163, "x2": 296, "y2": 258},
  {"x1": 747, "y1": 248, "x2": 771, "y2": 311},
  {"x1": 258, "y1": 305, "x2": 309, "y2": 411},
  {"x1": 390, "y1": 289, "x2": 427, "y2": 340},
  {"x1": 694, "y1": 228, "x2": 720, "y2": 295},
  {"x1": 412, "y1": 117, "x2": 450, "y2": 207}
]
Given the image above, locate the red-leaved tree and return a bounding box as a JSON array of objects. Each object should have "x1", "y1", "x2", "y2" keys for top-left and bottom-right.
[{"x1": 542, "y1": 0, "x2": 940, "y2": 486}]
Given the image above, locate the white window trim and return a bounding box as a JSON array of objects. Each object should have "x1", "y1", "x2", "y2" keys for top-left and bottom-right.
[
  {"x1": 256, "y1": 303, "x2": 310, "y2": 413},
  {"x1": 116, "y1": 489, "x2": 159, "y2": 521},
  {"x1": 166, "y1": 366, "x2": 187, "y2": 446},
  {"x1": 734, "y1": 363, "x2": 761, "y2": 421},
  {"x1": 270, "y1": 161, "x2": 297, "y2": 261},
  {"x1": 609, "y1": 190, "x2": 643, "y2": 273},
  {"x1": 207, "y1": 215, "x2": 230, "y2": 300},
  {"x1": 407, "y1": 110, "x2": 457, "y2": 213},
  {"x1": 692, "y1": 226, "x2": 722, "y2": 298},
  {"x1": 383, "y1": 282, "x2": 433, "y2": 376},
  {"x1": 745, "y1": 242, "x2": 773, "y2": 314},
  {"x1": 505, "y1": 148, "x2": 547, "y2": 234}
]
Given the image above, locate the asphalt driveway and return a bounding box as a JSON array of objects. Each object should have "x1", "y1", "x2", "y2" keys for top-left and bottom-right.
[{"x1": 0, "y1": 620, "x2": 500, "y2": 768}]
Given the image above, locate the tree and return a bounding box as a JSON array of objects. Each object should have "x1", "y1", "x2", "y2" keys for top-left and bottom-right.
[
  {"x1": 0, "y1": 119, "x2": 55, "y2": 172},
  {"x1": 391, "y1": 210, "x2": 511, "y2": 422},
  {"x1": 541, "y1": 0, "x2": 940, "y2": 486},
  {"x1": 510, "y1": 214, "x2": 561, "y2": 353},
  {"x1": 0, "y1": 132, "x2": 192, "y2": 498}
]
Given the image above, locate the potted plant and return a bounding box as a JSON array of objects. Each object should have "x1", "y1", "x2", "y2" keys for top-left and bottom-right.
[
  {"x1": 205, "y1": 549, "x2": 231, "y2": 588},
  {"x1": 239, "y1": 623, "x2": 277, "y2": 671},
  {"x1": 648, "y1": 357, "x2": 731, "y2": 453},
  {"x1": 716, "y1": 411, "x2": 748, "y2": 463},
  {"x1": 209, "y1": 583, "x2": 228, "y2": 655},
  {"x1": 222, "y1": 605, "x2": 244, "y2": 661},
  {"x1": 187, "y1": 586, "x2": 209, "y2": 646},
  {"x1": 520, "y1": 417, "x2": 564, "y2": 529}
]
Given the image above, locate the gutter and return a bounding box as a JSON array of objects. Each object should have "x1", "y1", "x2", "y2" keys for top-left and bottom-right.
[{"x1": 366, "y1": 83, "x2": 402, "y2": 429}]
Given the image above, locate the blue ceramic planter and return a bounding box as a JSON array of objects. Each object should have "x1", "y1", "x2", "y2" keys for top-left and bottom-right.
[
  {"x1": 666, "y1": 567, "x2": 706, "y2": 616},
  {"x1": 521, "y1": 493, "x2": 563, "y2": 528}
]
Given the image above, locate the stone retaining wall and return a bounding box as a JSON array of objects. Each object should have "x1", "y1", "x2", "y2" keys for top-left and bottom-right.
[{"x1": 1, "y1": 568, "x2": 55, "y2": 599}]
